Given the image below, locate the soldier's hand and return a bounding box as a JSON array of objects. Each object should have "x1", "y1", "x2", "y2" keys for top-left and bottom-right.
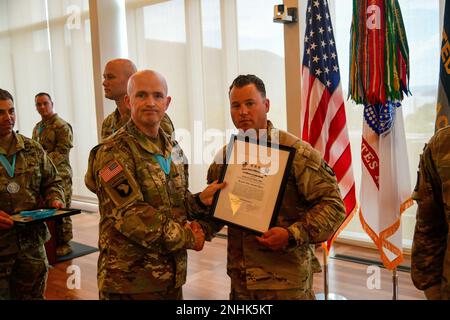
[
  {"x1": 0, "y1": 210, "x2": 14, "y2": 230},
  {"x1": 190, "y1": 221, "x2": 203, "y2": 233},
  {"x1": 50, "y1": 200, "x2": 64, "y2": 209},
  {"x1": 256, "y1": 227, "x2": 289, "y2": 251},
  {"x1": 187, "y1": 222, "x2": 205, "y2": 251},
  {"x1": 199, "y1": 180, "x2": 226, "y2": 206}
]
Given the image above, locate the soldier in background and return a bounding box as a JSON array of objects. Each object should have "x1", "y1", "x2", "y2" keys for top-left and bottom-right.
[
  {"x1": 0, "y1": 88, "x2": 65, "y2": 299},
  {"x1": 32, "y1": 92, "x2": 73, "y2": 257},
  {"x1": 411, "y1": 126, "x2": 450, "y2": 300},
  {"x1": 85, "y1": 70, "x2": 224, "y2": 300},
  {"x1": 204, "y1": 75, "x2": 346, "y2": 300},
  {"x1": 101, "y1": 58, "x2": 175, "y2": 141}
]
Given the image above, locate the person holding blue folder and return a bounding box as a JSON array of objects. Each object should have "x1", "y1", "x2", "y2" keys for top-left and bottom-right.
[{"x1": 0, "y1": 88, "x2": 65, "y2": 300}]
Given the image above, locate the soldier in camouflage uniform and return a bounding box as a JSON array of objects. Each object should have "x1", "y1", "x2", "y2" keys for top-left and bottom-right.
[
  {"x1": 411, "y1": 126, "x2": 450, "y2": 300},
  {"x1": 101, "y1": 58, "x2": 175, "y2": 141},
  {"x1": 0, "y1": 88, "x2": 65, "y2": 299},
  {"x1": 32, "y1": 92, "x2": 73, "y2": 257},
  {"x1": 85, "y1": 70, "x2": 224, "y2": 300},
  {"x1": 203, "y1": 75, "x2": 346, "y2": 300}
]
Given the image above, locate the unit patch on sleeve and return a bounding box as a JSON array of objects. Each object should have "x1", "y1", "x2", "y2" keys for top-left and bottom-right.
[
  {"x1": 100, "y1": 160, "x2": 123, "y2": 183},
  {"x1": 99, "y1": 160, "x2": 140, "y2": 207}
]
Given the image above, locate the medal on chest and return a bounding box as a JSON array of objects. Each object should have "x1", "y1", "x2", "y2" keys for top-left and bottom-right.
[{"x1": 6, "y1": 181, "x2": 20, "y2": 194}]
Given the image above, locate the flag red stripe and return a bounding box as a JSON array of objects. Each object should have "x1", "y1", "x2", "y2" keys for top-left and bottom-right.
[
  {"x1": 324, "y1": 102, "x2": 346, "y2": 162},
  {"x1": 308, "y1": 87, "x2": 332, "y2": 147},
  {"x1": 302, "y1": 71, "x2": 316, "y2": 142},
  {"x1": 332, "y1": 144, "x2": 352, "y2": 182},
  {"x1": 343, "y1": 183, "x2": 356, "y2": 215}
]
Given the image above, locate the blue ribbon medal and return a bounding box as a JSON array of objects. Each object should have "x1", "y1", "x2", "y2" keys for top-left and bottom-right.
[
  {"x1": 153, "y1": 154, "x2": 172, "y2": 175},
  {"x1": 0, "y1": 154, "x2": 20, "y2": 194}
]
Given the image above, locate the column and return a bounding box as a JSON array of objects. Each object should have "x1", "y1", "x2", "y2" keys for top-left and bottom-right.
[{"x1": 89, "y1": 0, "x2": 128, "y2": 141}]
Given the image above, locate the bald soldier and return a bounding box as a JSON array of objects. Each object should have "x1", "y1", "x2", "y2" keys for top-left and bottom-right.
[
  {"x1": 203, "y1": 75, "x2": 346, "y2": 300},
  {"x1": 0, "y1": 88, "x2": 65, "y2": 299},
  {"x1": 101, "y1": 58, "x2": 175, "y2": 141},
  {"x1": 86, "y1": 70, "x2": 224, "y2": 300}
]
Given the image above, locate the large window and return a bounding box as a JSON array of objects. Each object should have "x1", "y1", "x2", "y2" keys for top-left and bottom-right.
[
  {"x1": 0, "y1": 0, "x2": 96, "y2": 200},
  {"x1": 0, "y1": 0, "x2": 441, "y2": 248},
  {"x1": 237, "y1": 0, "x2": 286, "y2": 130},
  {"x1": 126, "y1": 0, "x2": 287, "y2": 192}
]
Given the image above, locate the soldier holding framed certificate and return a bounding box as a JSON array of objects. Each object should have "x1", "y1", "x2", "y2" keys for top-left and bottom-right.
[{"x1": 204, "y1": 75, "x2": 346, "y2": 300}]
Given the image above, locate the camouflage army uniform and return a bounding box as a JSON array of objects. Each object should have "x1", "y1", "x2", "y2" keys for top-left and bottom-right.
[
  {"x1": 101, "y1": 108, "x2": 175, "y2": 141},
  {"x1": 411, "y1": 126, "x2": 450, "y2": 300},
  {"x1": 0, "y1": 132, "x2": 64, "y2": 299},
  {"x1": 32, "y1": 114, "x2": 73, "y2": 245},
  {"x1": 85, "y1": 120, "x2": 209, "y2": 299},
  {"x1": 205, "y1": 121, "x2": 346, "y2": 300}
]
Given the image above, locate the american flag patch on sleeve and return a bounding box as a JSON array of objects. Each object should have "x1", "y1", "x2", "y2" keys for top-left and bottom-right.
[{"x1": 100, "y1": 160, "x2": 123, "y2": 183}]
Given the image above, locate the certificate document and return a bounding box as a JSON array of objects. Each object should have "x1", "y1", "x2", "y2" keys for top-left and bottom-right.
[{"x1": 211, "y1": 135, "x2": 295, "y2": 234}]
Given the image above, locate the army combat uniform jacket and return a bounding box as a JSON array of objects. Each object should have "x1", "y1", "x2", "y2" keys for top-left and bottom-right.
[
  {"x1": 101, "y1": 108, "x2": 130, "y2": 141},
  {"x1": 85, "y1": 121, "x2": 209, "y2": 294},
  {"x1": 101, "y1": 108, "x2": 175, "y2": 141},
  {"x1": 206, "y1": 121, "x2": 346, "y2": 296},
  {"x1": 411, "y1": 126, "x2": 450, "y2": 300},
  {"x1": 32, "y1": 114, "x2": 73, "y2": 205},
  {"x1": 0, "y1": 132, "x2": 64, "y2": 255}
]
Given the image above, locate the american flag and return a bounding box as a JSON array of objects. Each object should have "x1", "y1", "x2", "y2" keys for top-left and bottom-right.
[
  {"x1": 100, "y1": 160, "x2": 123, "y2": 183},
  {"x1": 301, "y1": 0, "x2": 356, "y2": 251}
]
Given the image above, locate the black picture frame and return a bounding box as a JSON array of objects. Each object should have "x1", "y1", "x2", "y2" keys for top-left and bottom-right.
[{"x1": 210, "y1": 134, "x2": 296, "y2": 235}]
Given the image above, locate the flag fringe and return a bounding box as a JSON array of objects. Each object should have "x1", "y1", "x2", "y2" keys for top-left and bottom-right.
[
  {"x1": 322, "y1": 202, "x2": 359, "y2": 255},
  {"x1": 358, "y1": 197, "x2": 413, "y2": 270}
]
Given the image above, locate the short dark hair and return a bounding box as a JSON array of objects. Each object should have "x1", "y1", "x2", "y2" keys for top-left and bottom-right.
[
  {"x1": 35, "y1": 92, "x2": 53, "y2": 102},
  {"x1": 0, "y1": 89, "x2": 14, "y2": 103},
  {"x1": 229, "y1": 74, "x2": 266, "y2": 99}
]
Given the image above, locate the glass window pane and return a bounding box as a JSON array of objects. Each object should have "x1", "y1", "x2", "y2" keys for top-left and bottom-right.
[
  {"x1": 237, "y1": 0, "x2": 287, "y2": 130},
  {"x1": 0, "y1": 0, "x2": 96, "y2": 199},
  {"x1": 201, "y1": 0, "x2": 221, "y2": 49},
  {"x1": 143, "y1": 0, "x2": 186, "y2": 42}
]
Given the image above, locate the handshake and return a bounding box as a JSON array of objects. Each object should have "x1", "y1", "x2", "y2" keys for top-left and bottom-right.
[
  {"x1": 185, "y1": 221, "x2": 205, "y2": 251},
  {"x1": 0, "y1": 210, "x2": 14, "y2": 230}
]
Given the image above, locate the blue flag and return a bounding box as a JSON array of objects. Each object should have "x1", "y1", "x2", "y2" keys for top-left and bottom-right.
[{"x1": 436, "y1": 0, "x2": 450, "y2": 131}]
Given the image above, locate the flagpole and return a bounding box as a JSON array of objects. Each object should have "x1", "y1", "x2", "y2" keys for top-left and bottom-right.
[
  {"x1": 315, "y1": 245, "x2": 347, "y2": 300},
  {"x1": 392, "y1": 268, "x2": 399, "y2": 300}
]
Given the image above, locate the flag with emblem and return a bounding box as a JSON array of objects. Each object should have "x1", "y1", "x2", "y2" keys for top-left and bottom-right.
[
  {"x1": 301, "y1": 0, "x2": 357, "y2": 252},
  {"x1": 100, "y1": 160, "x2": 123, "y2": 183},
  {"x1": 349, "y1": 0, "x2": 413, "y2": 270},
  {"x1": 436, "y1": 0, "x2": 450, "y2": 131}
]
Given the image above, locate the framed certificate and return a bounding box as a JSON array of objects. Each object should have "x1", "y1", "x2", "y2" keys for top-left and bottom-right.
[
  {"x1": 210, "y1": 135, "x2": 296, "y2": 234},
  {"x1": 11, "y1": 208, "x2": 82, "y2": 225}
]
